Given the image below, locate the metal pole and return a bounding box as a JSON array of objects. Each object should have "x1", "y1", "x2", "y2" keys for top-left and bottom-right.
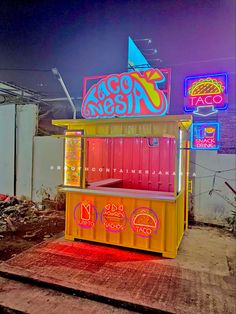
[{"x1": 52, "y1": 68, "x2": 77, "y2": 119}]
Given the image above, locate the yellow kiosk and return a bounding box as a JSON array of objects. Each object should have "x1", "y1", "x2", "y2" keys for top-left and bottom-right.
[{"x1": 53, "y1": 69, "x2": 192, "y2": 258}]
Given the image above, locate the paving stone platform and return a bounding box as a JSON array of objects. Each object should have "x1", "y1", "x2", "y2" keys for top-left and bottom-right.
[{"x1": 0, "y1": 229, "x2": 235, "y2": 313}]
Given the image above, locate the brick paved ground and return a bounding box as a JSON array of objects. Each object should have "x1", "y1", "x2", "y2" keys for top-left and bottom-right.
[
  {"x1": 0, "y1": 226, "x2": 235, "y2": 313},
  {"x1": 0, "y1": 276, "x2": 137, "y2": 314}
]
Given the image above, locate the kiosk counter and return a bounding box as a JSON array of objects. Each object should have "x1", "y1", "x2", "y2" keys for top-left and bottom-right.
[{"x1": 53, "y1": 115, "x2": 192, "y2": 258}]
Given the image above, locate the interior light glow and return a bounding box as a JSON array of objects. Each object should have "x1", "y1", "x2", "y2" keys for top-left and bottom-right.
[
  {"x1": 64, "y1": 131, "x2": 82, "y2": 186},
  {"x1": 178, "y1": 129, "x2": 183, "y2": 193}
]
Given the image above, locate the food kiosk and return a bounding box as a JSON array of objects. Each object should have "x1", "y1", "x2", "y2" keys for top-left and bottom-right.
[{"x1": 52, "y1": 69, "x2": 192, "y2": 258}]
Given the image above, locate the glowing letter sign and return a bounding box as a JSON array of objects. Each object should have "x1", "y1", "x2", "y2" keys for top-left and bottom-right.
[
  {"x1": 130, "y1": 207, "x2": 159, "y2": 238},
  {"x1": 81, "y1": 69, "x2": 169, "y2": 119},
  {"x1": 190, "y1": 122, "x2": 220, "y2": 150},
  {"x1": 74, "y1": 201, "x2": 98, "y2": 228},
  {"x1": 64, "y1": 131, "x2": 82, "y2": 187},
  {"x1": 184, "y1": 73, "x2": 228, "y2": 116},
  {"x1": 101, "y1": 203, "x2": 127, "y2": 232}
]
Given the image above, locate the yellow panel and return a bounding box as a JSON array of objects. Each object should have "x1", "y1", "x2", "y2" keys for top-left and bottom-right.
[
  {"x1": 110, "y1": 124, "x2": 123, "y2": 135},
  {"x1": 52, "y1": 116, "x2": 192, "y2": 135},
  {"x1": 65, "y1": 191, "x2": 182, "y2": 257}
]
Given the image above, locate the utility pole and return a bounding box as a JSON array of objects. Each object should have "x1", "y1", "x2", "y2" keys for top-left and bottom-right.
[{"x1": 52, "y1": 68, "x2": 77, "y2": 119}]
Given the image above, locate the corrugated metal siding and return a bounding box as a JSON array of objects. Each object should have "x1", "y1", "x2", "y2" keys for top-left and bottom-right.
[
  {"x1": 86, "y1": 137, "x2": 176, "y2": 192},
  {"x1": 65, "y1": 192, "x2": 168, "y2": 253}
]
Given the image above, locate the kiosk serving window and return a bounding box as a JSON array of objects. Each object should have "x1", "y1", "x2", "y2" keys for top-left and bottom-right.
[{"x1": 85, "y1": 136, "x2": 176, "y2": 192}]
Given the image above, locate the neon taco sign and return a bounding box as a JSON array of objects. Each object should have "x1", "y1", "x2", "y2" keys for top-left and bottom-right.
[
  {"x1": 130, "y1": 207, "x2": 159, "y2": 238},
  {"x1": 81, "y1": 69, "x2": 169, "y2": 119},
  {"x1": 184, "y1": 73, "x2": 228, "y2": 116}
]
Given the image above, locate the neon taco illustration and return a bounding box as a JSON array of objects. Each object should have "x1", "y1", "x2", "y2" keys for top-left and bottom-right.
[
  {"x1": 132, "y1": 213, "x2": 157, "y2": 228},
  {"x1": 188, "y1": 78, "x2": 224, "y2": 96}
]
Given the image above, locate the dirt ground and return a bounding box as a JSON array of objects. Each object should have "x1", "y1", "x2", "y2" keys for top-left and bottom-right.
[{"x1": 0, "y1": 211, "x2": 65, "y2": 261}]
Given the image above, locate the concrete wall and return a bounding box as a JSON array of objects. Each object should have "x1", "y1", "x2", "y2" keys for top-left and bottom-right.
[
  {"x1": 0, "y1": 104, "x2": 15, "y2": 195},
  {"x1": 15, "y1": 104, "x2": 37, "y2": 198},
  {"x1": 32, "y1": 136, "x2": 64, "y2": 202},
  {"x1": 1, "y1": 105, "x2": 235, "y2": 225},
  {"x1": 190, "y1": 150, "x2": 236, "y2": 225},
  {"x1": 0, "y1": 104, "x2": 63, "y2": 201}
]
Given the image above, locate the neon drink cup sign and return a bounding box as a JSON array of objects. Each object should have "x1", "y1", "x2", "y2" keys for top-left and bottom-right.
[{"x1": 190, "y1": 122, "x2": 220, "y2": 150}]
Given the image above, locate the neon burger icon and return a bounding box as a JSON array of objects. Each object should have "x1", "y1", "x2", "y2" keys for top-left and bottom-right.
[{"x1": 102, "y1": 204, "x2": 127, "y2": 232}]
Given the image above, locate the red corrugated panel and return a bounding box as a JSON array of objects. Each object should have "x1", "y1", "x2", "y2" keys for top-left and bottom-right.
[
  {"x1": 122, "y1": 138, "x2": 133, "y2": 189},
  {"x1": 158, "y1": 138, "x2": 169, "y2": 192},
  {"x1": 149, "y1": 138, "x2": 160, "y2": 191},
  {"x1": 140, "y1": 138, "x2": 149, "y2": 190},
  {"x1": 169, "y1": 138, "x2": 176, "y2": 192},
  {"x1": 113, "y1": 138, "x2": 124, "y2": 180},
  {"x1": 86, "y1": 137, "x2": 176, "y2": 192}
]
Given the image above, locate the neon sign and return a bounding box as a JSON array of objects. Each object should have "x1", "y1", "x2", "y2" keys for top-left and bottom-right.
[
  {"x1": 190, "y1": 122, "x2": 220, "y2": 150},
  {"x1": 101, "y1": 203, "x2": 127, "y2": 232},
  {"x1": 64, "y1": 131, "x2": 82, "y2": 187},
  {"x1": 74, "y1": 201, "x2": 98, "y2": 228},
  {"x1": 130, "y1": 207, "x2": 159, "y2": 238},
  {"x1": 184, "y1": 73, "x2": 228, "y2": 116},
  {"x1": 81, "y1": 69, "x2": 169, "y2": 119}
]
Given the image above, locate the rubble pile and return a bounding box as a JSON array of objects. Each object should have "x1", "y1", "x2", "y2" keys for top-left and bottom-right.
[{"x1": 0, "y1": 194, "x2": 64, "y2": 234}]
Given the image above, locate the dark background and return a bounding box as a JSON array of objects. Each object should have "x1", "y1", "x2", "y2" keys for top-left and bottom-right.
[{"x1": 0, "y1": 0, "x2": 235, "y2": 116}]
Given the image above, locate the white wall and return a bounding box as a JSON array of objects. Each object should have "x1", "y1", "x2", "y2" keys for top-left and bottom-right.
[
  {"x1": 0, "y1": 104, "x2": 15, "y2": 195},
  {"x1": 16, "y1": 104, "x2": 37, "y2": 198},
  {"x1": 1, "y1": 103, "x2": 235, "y2": 225},
  {"x1": 191, "y1": 150, "x2": 236, "y2": 225},
  {"x1": 32, "y1": 136, "x2": 64, "y2": 202},
  {"x1": 0, "y1": 104, "x2": 63, "y2": 201}
]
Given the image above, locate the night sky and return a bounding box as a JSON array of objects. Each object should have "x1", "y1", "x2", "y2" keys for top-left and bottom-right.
[{"x1": 0, "y1": 0, "x2": 235, "y2": 109}]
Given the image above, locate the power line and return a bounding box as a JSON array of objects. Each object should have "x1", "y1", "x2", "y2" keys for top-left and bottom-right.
[
  {"x1": 190, "y1": 161, "x2": 236, "y2": 174},
  {"x1": 216, "y1": 175, "x2": 236, "y2": 181},
  {"x1": 190, "y1": 175, "x2": 215, "y2": 179},
  {"x1": 217, "y1": 168, "x2": 236, "y2": 173},
  {"x1": 0, "y1": 68, "x2": 51, "y2": 72},
  {"x1": 165, "y1": 56, "x2": 236, "y2": 67},
  {"x1": 192, "y1": 190, "x2": 211, "y2": 197}
]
